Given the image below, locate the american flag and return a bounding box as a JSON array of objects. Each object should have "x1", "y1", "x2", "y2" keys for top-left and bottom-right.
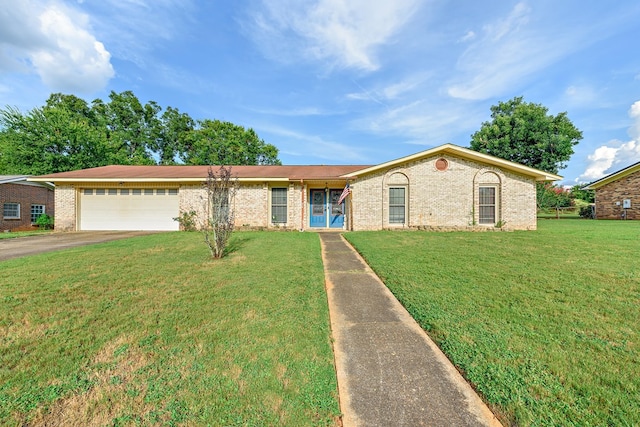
[{"x1": 337, "y1": 183, "x2": 350, "y2": 204}]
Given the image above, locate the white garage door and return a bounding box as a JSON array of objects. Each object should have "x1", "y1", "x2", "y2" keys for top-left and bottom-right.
[{"x1": 80, "y1": 188, "x2": 179, "y2": 231}]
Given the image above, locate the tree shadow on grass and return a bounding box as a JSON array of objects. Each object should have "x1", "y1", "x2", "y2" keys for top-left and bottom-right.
[{"x1": 223, "y1": 233, "x2": 252, "y2": 257}]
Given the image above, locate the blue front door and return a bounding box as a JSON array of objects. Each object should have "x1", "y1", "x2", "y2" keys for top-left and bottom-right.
[
  {"x1": 310, "y1": 189, "x2": 326, "y2": 227},
  {"x1": 329, "y1": 189, "x2": 345, "y2": 228},
  {"x1": 310, "y1": 189, "x2": 345, "y2": 228}
]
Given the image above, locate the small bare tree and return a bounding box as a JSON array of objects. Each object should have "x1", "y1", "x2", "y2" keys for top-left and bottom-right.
[{"x1": 202, "y1": 166, "x2": 238, "y2": 259}]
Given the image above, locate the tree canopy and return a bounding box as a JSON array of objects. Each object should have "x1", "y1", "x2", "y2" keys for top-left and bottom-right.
[
  {"x1": 0, "y1": 91, "x2": 280, "y2": 175},
  {"x1": 469, "y1": 97, "x2": 582, "y2": 174}
]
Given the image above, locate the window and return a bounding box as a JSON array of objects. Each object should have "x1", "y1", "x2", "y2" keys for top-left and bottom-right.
[
  {"x1": 3, "y1": 203, "x2": 20, "y2": 219},
  {"x1": 95, "y1": 189, "x2": 105, "y2": 195},
  {"x1": 271, "y1": 188, "x2": 287, "y2": 223},
  {"x1": 479, "y1": 187, "x2": 496, "y2": 224},
  {"x1": 144, "y1": 189, "x2": 154, "y2": 195},
  {"x1": 132, "y1": 189, "x2": 142, "y2": 195},
  {"x1": 108, "y1": 189, "x2": 118, "y2": 195},
  {"x1": 31, "y1": 205, "x2": 45, "y2": 223},
  {"x1": 156, "y1": 189, "x2": 165, "y2": 195},
  {"x1": 210, "y1": 189, "x2": 230, "y2": 222},
  {"x1": 389, "y1": 187, "x2": 406, "y2": 224},
  {"x1": 435, "y1": 158, "x2": 449, "y2": 171},
  {"x1": 120, "y1": 189, "x2": 129, "y2": 195},
  {"x1": 84, "y1": 189, "x2": 93, "y2": 195},
  {"x1": 168, "y1": 189, "x2": 178, "y2": 195}
]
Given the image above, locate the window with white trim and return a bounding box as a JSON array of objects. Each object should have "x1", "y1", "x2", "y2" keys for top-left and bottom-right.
[
  {"x1": 389, "y1": 187, "x2": 406, "y2": 224},
  {"x1": 3, "y1": 203, "x2": 20, "y2": 219},
  {"x1": 271, "y1": 188, "x2": 287, "y2": 223},
  {"x1": 31, "y1": 205, "x2": 45, "y2": 223},
  {"x1": 479, "y1": 186, "x2": 497, "y2": 224}
]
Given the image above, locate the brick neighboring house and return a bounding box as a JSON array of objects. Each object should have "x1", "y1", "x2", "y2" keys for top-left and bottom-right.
[
  {"x1": 29, "y1": 144, "x2": 561, "y2": 232},
  {"x1": 1, "y1": 176, "x2": 55, "y2": 232},
  {"x1": 584, "y1": 161, "x2": 640, "y2": 220}
]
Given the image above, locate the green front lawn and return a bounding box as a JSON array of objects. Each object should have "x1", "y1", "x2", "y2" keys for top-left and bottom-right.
[
  {"x1": 0, "y1": 232, "x2": 340, "y2": 426},
  {"x1": 345, "y1": 220, "x2": 640, "y2": 426}
]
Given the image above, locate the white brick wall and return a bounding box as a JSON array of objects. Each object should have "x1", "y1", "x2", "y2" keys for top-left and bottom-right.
[
  {"x1": 54, "y1": 185, "x2": 76, "y2": 231},
  {"x1": 351, "y1": 154, "x2": 537, "y2": 231},
  {"x1": 52, "y1": 154, "x2": 538, "y2": 232},
  {"x1": 179, "y1": 182, "x2": 304, "y2": 230}
]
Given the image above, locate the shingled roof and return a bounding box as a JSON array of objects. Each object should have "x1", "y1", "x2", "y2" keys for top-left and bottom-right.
[{"x1": 30, "y1": 164, "x2": 371, "y2": 182}]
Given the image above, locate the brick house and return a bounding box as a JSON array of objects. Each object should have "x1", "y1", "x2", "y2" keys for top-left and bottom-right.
[
  {"x1": 1, "y1": 176, "x2": 55, "y2": 232},
  {"x1": 584, "y1": 161, "x2": 640, "y2": 220},
  {"x1": 29, "y1": 144, "x2": 561, "y2": 232}
]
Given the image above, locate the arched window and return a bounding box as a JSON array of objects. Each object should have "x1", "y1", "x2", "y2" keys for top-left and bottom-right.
[
  {"x1": 386, "y1": 172, "x2": 409, "y2": 225},
  {"x1": 476, "y1": 171, "x2": 501, "y2": 225}
]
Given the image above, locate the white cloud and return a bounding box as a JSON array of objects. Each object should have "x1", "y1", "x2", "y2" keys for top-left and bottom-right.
[
  {"x1": 629, "y1": 100, "x2": 640, "y2": 140},
  {"x1": 578, "y1": 101, "x2": 640, "y2": 182},
  {"x1": 350, "y1": 99, "x2": 482, "y2": 146},
  {"x1": 458, "y1": 31, "x2": 476, "y2": 43},
  {"x1": 446, "y1": 2, "x2": 585, "y2": 100},
  {"x1": 563, "y1": 85, "x2": 599, "y2": 106},
  {"x1": 346, "y1": 74, "x2": 429, "y2": 107},
  {"x1": 258, "y1": 124, "x2": 366, "y2": 162},
  {"x1": 249, "y1": 106, "x2": 335, "y2": 117},
  {"x1": 245, "y1": 0, "x2": 421, "y2": 71},
  {"x1": 0, "y1": 0, "x2": 113, "y2": 93}
]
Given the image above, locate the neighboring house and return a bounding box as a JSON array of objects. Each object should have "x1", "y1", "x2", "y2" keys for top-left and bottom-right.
[
  {"x1": 584, "y1": 161, "x2": 640, "y2": 220},
  {"x1": 29, "y1": 144, "x2": 561, "y2": 232},
  {"x1": 1, "y1": 176, "x2": 55, "y2": 232}
]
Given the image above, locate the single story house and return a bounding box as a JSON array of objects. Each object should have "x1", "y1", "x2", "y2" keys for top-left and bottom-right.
[
  {"x1": 1, "y1": 175, "x2": 55, "y2": 232},
  {"x1": 29, "y1": 144, "x2": 561, "y2": 232},
  {"x1": 584, "y1": 161, "x2": 640, "y2": 220}
]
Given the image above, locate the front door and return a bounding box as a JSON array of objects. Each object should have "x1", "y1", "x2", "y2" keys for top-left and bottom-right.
[
  {"x1": 309, "y1": 189, "x2": 345, "y2": 228},
  {"x1": 329, "y1": 189, "x2": 345, "y2": 228},
  {"x1": 310, "y1": 189, "x2": 326, "y2": 227}
]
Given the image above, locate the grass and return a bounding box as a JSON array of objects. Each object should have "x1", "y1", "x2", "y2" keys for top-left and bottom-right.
[
  {"x1": 0, "y1": 232, "x2": 340, "y2": 426},
  {"x1": 537, "y1": 208, "x2": 581, "y2": 219},
  {"x1": 344, "y1": 220, "x2": 640, "y2": 427},
  {"x1": 0, "y1": 230, "x2": 52, "y2": 239}
]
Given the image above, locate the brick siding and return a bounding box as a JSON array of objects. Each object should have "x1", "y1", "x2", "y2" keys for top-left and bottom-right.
[
  {"x1": 50, "y1": 155, "x2": 540, "y2": 231},
  {"x1": 1, "y1": 182, "x2": 55, "y2": 231},
  {"x1": 351, "y1": 154, "x2": 537, "y2": 231},
  {"x1": 54, "y1": 185, "x2": 76, "y2": 231},
  {"x1": 594, "y1": 171, "x2": 640, "y2": 220}
]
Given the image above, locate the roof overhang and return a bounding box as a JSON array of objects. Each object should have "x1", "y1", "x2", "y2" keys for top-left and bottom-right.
[
  {"x1": 584, "y1": 161, "x2": 640, "y2": 190},
  {"x1": 3, "y1": 175, "x2": 55, "y2": 189},
  {"x1": 27, "y1": 177, "x2": 290, "y2": 184},
  {"x1": 342, "y1": 144, "x2": 563, "y2": 182}
]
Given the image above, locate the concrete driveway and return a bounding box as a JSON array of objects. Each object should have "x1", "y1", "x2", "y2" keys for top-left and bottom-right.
[{"x1": 0, "y1": 231, "x2": 157, "y2": 262}]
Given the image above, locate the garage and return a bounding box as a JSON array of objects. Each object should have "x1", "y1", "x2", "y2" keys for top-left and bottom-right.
[{"x1": 79, "y1": 188, "x2": 179, "y2": 231}]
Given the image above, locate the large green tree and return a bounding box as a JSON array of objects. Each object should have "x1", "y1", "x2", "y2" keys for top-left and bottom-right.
[
  {"x1": 182, "y1": 119, "x2": 281, "y2": 166},
  {"x1": 470, "y1": 97, "x2": 582, "y2": 174},
  {"x1": 0, "y1": 95, "x2": 109, "y2": 174},
  {"x1": 0, "y1": 91, "x2": 280, "y2": 174}
]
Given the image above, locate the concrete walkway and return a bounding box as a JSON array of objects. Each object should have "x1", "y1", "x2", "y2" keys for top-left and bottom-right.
[{"x1": 319, "y1": 233, "x2": 503, "y2": 427}]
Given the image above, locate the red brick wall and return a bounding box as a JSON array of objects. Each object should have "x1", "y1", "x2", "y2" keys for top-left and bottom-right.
[
  {"x1": 594, "y1": 171, "x2": 640, "y2": 220},
  {"x1": 0, "y1": 183, "x2": 55, "y2": 231}
]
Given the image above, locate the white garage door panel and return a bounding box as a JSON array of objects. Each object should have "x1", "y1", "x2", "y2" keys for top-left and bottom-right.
[{"x1": 80, "y1": 190, "x2": 179, "y2": 231}]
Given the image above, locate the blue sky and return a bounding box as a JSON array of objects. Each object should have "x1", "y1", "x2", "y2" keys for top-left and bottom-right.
[{"x1": 1, "y1": 0, "x2": 639, "y2": 185}]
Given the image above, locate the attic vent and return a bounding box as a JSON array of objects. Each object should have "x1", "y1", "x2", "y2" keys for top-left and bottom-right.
[{"x1": 435, "y1": 158, "x2": 449, "y2": 171}]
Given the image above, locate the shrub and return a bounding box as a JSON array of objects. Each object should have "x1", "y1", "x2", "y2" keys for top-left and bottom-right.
[
  {"x1": 35, "y1": 214, "x2": 54, "y2": 230},
  {"x1": 579, "y1": 205, "x2": 595, "y2": 219},
  {"x1": 173, "y1": 210, "x2": 198, "y2": 231}
]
